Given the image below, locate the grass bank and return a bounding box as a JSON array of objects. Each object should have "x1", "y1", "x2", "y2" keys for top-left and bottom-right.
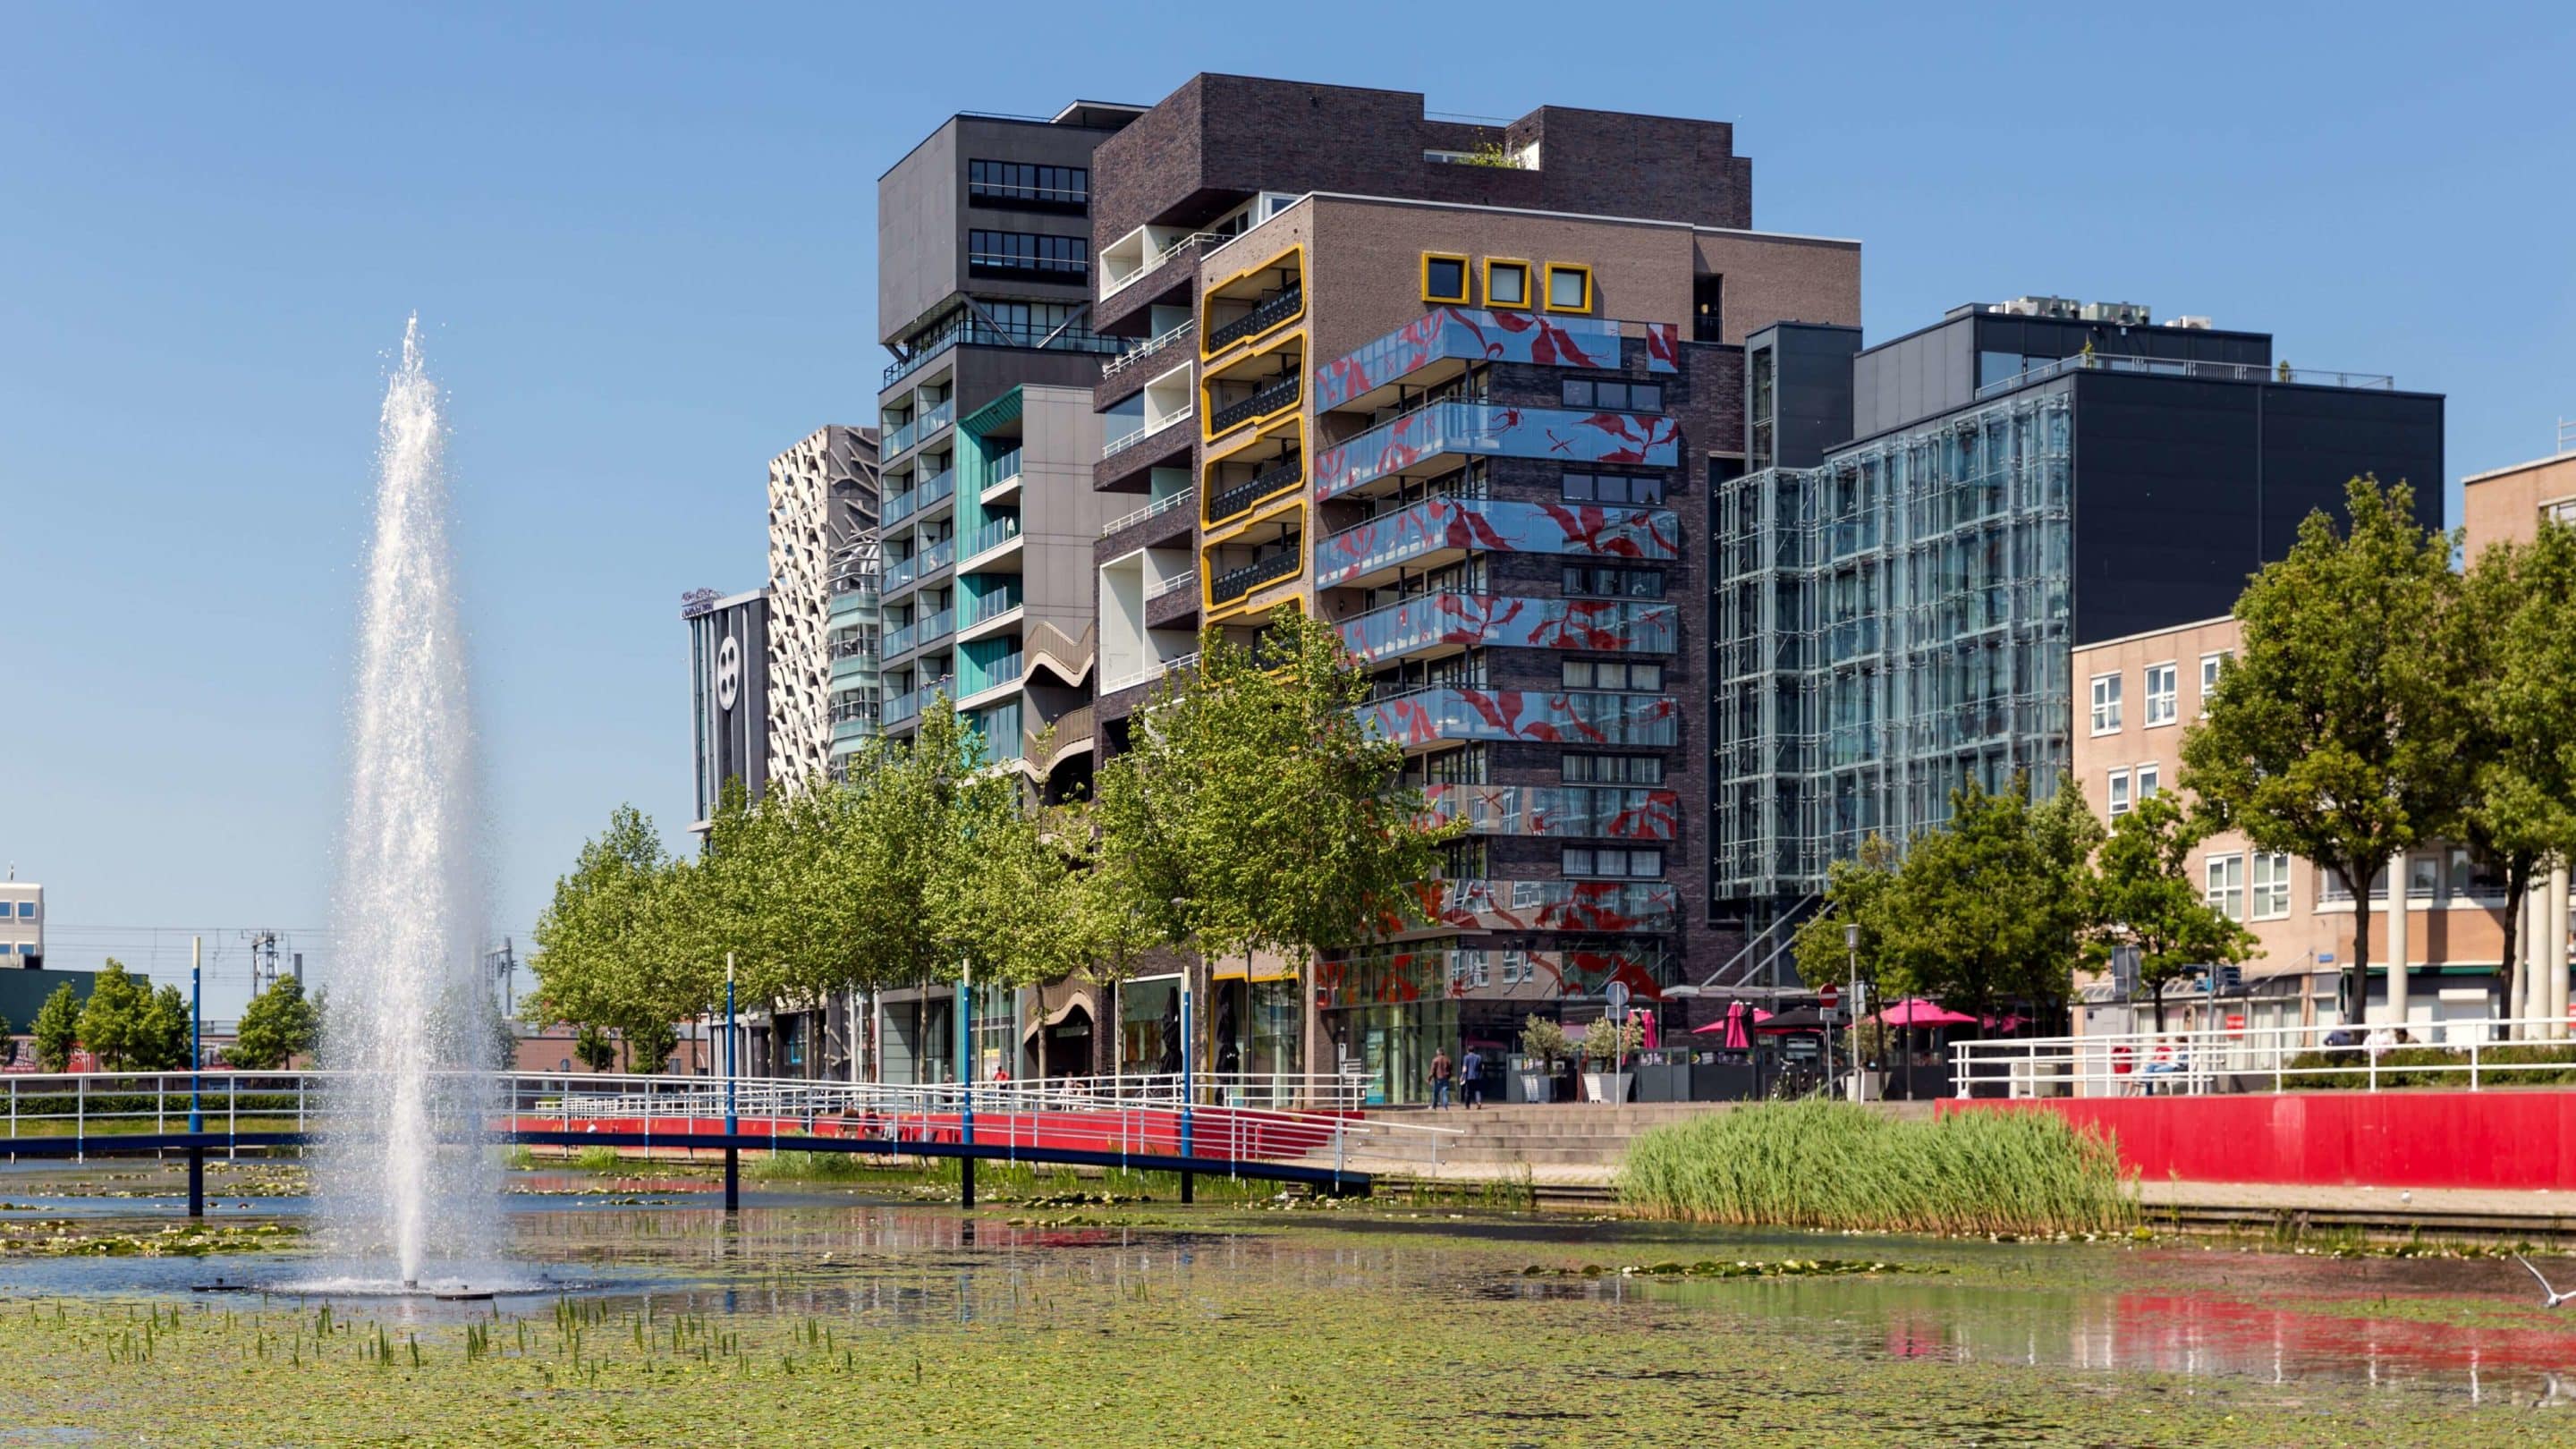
[{"x1": 1619, "y1": 1100, "x2": 2136, "y2": 1236}]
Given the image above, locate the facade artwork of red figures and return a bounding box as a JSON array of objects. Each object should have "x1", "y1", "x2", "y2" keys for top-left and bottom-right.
[
  {"x1": 1316, "y1": 498, "x2": 1677, "y2": 588},
  {"x1": 1341, "y1": 593, "x2": 1675, "y2": 663},
  {"x1": 1310, "y1": 307, "x2": 1676, "y2": 411},
  {"x1": 1312, "y1": 402, "x2": 1683, "y2": 501},
  {"x1": 1316, "y1": 945, "x2": 1670, "y2": 1009},
  {"x1": 1422, "y1": 784, "x2": 1680, "y2": 840},
  {"x1": 1364, "y1": 687, "x2": 1678, "y2": 748}
]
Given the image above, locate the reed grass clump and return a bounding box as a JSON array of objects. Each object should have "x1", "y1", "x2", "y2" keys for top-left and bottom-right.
[{"x1": 1619, "y1": 1101, "x2": 2135, "y2": 1237}]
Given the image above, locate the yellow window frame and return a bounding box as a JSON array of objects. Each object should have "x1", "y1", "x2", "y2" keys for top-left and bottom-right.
[
  {"x1": 1543, "y1": 262, "x2": 1594, "y2": 314},
  {"x1": 1420, "y1": 251, "x2": 1470, "y2": 305},
  {"x1": 1484, "y1": 258, "x2": 1532, "y2": 309}
]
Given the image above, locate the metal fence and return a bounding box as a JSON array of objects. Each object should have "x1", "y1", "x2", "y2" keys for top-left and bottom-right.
[
  {"x1": 1953, "y1": 1016, "x2": 2576, "y2": 1098},
  {"x1": 0, "y1": 1069, "x2": 1454, "y2": 1174}
]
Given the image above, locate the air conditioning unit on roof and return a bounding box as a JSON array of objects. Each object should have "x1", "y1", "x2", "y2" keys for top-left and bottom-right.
[{"x1": 2080, "y1": 301, "x2": 2152, "y2": 326}]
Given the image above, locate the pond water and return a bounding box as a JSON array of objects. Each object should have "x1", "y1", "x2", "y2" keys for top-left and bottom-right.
[{"x1": 4, "y1": 1159, "x2": 2574, "y2": 1446}]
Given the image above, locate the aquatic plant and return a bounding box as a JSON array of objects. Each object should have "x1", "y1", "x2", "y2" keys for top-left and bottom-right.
[{"x1": 1618, "y1": 1100, "x2": 2136, "y2": 1236}]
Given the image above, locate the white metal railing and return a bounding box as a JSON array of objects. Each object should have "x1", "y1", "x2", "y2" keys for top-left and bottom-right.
[
  {"x1": 1974, "y1": 352, "x2": 2395, "y2": 401},
  {"x1": 1103, "y1": 650, "x2": 1199, "y2": 696},
  {"x1": 1100, "y1": 233, "x2": 1224, "y2": 303},
  {"x1": 1103, "y1": 407, "x2": 1194, "y2": 460},
  {"x1": 1098, "y1": 486, "x2": 1196, "y2": 537},
  {"x1": 0, "y1": 1068, "x2": 1453, "y2": 1173},
  {"x1": 1953, "y1": 1014, "x2": 2576, "y2": 1098},
  {"x1": 1101, "y1": 319, "x2": 1197, "y2": 379},
  {"x1": 1148, "y1": 571, "x2": 1197, "y2": 602}
]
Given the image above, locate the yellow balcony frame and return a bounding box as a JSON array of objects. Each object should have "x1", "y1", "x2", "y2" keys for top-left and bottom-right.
[
  {"x1": 1199, "y1": 328, "x2": 1305, "y2": 444},
  {"x1": 1202, "y1": 504, "x2": 1308, "y2": 622},
  {"x1": 1200, "y1": 243, "x2": 1307, "y2": 360},
  {"x1": 1201, "y1": 415, "x2": 1307, "y2": 530}
]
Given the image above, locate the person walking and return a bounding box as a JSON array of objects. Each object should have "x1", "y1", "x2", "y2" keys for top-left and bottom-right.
[
  {"x1": 1428, "y1": 1046, "x2": 1454, "y2": 1110},
  {"x1": 1459, "y1": 1045, "x2": 1485, "y2": 1109}
]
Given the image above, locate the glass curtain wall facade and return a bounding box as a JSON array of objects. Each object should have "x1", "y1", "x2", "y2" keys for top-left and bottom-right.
[{"x1": 1714, "y1": 386, "x2": 2073, "y2": 926}]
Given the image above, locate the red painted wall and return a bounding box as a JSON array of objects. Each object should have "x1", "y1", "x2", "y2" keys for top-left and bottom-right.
[{"x1": 1941, "y1": 1092, "x2": 2576, "y2": 1191}]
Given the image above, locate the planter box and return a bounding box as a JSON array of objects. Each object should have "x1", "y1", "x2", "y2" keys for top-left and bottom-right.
[{"x1": 1582, "y1": 1071, "x2": 1633, "y2": 1104}]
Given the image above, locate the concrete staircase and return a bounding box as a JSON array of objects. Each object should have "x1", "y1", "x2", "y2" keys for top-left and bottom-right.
[{"x1": 1351, "y1": 1099, "x2": 1939, "y2": 1186}]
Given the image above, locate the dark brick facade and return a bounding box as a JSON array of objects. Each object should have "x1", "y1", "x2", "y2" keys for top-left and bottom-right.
[{"x1": 1093, "y1": 76, "x2": 1752, "y2": 264}]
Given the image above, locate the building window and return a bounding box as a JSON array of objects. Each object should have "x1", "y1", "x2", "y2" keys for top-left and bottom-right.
[
  {"x1": 965, "y1": 160, "x2": 1089, "y2": 209},
  {"x1": 1564, "y1": 846, "x2": 1662, "y2": 879},
  {"x1": 2251, "y1": 852, "x2": 2292, "y2": 919},
  {"x1": 2145, "y1": 662, "x2": 2178, "y2": 726},
  {"x1": 1562, "y1": 378, "x2": 1664, "y2": 412},
  {"x1": 1563, "y1": 658, "x2": 1664, "y2": 692},
  {"x1": 1564, "y1": 564, "x2": 1665, "y2": 598},
  {"x1": 2199, "y1": 651, "x2": 2230, "y2": 714},
  {"x1": 966, "y1": 230, "x2": 1089, "y2": 279},
  {"x1": 1544, "y1": 263, "x2": 1592, "y2": 312},
  {"x1": 13, "y1": 902, "x2": 30, "y2": 919},
  {"x1": 2106, "y1": 768, "x2": 2132, "y2": 818},
  {"x1": 2546, "y1": 497, "x2": 2576, "y2": 526},
  {"x1": 1563, "y1": 753, "x2": 1663, "y2": 785},
  {"x1": 2206, "y1": 853, "x2": 2246, "y2": 921},
  {"x1": 1485, "y1": 259, "x2": 1530, "y2": 309},
  {"x1": 1563, "y1": 470, "x2": 1665, "y2": 506},
  {"x1": 1693, "y1": 275, "x2": 1724, "y2": 343},
  {"x1": 2089, "y1": 672, "x2": 2123, "y2": 734},
  {"x1": 1422, "y1": 253, "x2": 1470, "y2": 304},
  {"x1": 1425, "y1": 743, "x2": 1488, "y2": 785},
  {"x1": 2135, "y1": 762, "x2": 2159, "y2": 801}
]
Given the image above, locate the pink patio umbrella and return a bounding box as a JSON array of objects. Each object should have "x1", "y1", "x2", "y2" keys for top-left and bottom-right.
[
  {"x1": 1691, "y1": 1001, "x2": 1772, "y2": 1048},
  {"x1": 1868, "y1": 998, "x2": 1978, "y2": 1029}
]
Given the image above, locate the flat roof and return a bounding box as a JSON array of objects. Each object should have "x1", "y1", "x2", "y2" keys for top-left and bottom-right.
[
  {"x1": 2070, "y1": 615, "x2": 2236, "y2": 653},
  {"x1": 2462, "y1": 450, "x2": 2576, "y2": 487}
]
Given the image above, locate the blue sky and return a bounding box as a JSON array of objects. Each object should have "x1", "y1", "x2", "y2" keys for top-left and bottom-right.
[{"x1": 5, "y1": 2, "x2": 2570, "y2": 1013}]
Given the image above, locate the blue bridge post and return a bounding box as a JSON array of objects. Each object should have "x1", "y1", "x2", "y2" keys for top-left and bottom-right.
[
  {"x1": 188, "y1": 936, "x2": 204, "y2": 1218},
  {"x1": 724, "y1": 954, "x2": 740, "y2": 1214}
]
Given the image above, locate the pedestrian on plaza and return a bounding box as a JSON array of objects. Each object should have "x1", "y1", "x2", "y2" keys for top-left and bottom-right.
[
  {"x1": 1459, "y1": 1045, "x2": 1485, "y2": 1109},
  {"x1": 1428, "y1": 1046, "x2": 1454, "y2": 1110}
]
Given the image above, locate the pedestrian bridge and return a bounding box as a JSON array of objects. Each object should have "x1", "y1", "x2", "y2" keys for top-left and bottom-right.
[{"x1": 0, "y1": 1070, "x2": 1461, "y2": 1208}]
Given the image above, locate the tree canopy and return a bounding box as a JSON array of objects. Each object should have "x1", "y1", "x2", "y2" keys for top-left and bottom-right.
[
  {"x1": 75, "y1": 960, "x2": 152, "y2": 1071},
  {"x1": 232, "y1": 975, "x2": 320, "y2": 1070},
  {"x1": 2181, "y1": 477, "x2": 2465, "y2": 1014},
  {"x1": 2085, "y1": 792, "x2": 2257, "y2": 1031},
  {"x1": 33, "y1": 983, "x2": 80, "y2": 1072}
]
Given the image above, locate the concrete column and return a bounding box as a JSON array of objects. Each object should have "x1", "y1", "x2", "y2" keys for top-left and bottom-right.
[
  {"x1": 2550, "y1": 863, "x2": 2572, "y2": 1041},
  {"x1": 2383, "y1": 852, "x2": 2410, "y2": 1028},
  {"x1": 2510, "y1": 889, "x2": 2536, "y2": 1039}
]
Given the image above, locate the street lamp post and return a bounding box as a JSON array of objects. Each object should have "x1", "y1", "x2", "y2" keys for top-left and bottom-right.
[
  {"x1": 1173, "y1": 896, "x2": 1195, "y2": 1206},
  {"x1": 723, "y1": 953, "x2": 739, "y2": 1214},
  {"x1": 1844, "y1": 922, "x2": 1863, "y2": 1105},
  {"x1": 188, "y1": 936, "x2": 204, "y2": 1219}
]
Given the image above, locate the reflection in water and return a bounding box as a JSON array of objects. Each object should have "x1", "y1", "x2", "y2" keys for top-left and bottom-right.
[{"x1": 13, "y1": 1183, "x2": 2575, "y2": 1402}]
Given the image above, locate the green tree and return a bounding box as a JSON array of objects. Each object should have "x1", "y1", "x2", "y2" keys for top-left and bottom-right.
[
  {"x1": 133, "y1": 985, "x2": 192, "y2": 1071},
  {"x1": 2451, "y1": 519, "x2": 2576, "y2": 1014},
  {"x1": 1094, "y1": 615, "x2": 1453, "y2": 1076},
  {"x1": 1792, "y1": 835, "x2": 1899, "y2": 996},
  {"x1": 33, "y1": 982, "x2": 80, "y2": 1072},
  {"x1": 1868, "y1": 776, "x2": 2102, "y2": 1030},
  {"x1": 232, "y1": 976, "x2": 321, "y2": 1070},
  {"x1": 76, "y1": 959, "x2": 150, "y2": 1071},
  {"x1": 573, "y1": 1022, "x2": 618, "y2": 1074},
  {"x1": 0, "y1": 1011, "x2": 13, "y2": 1068},
  {"x1": 2181, "y1": 478, "x2": 2465, "y2": 1017},
  {"x1": 530, "y1": 803, "x2": 698, "y2": 1055},
  {"x1": 623, "y1": 1020, "x2": 679, "y2": 1074},
  {"x1": 2086, "y1": 793, "x2": 2257, "y2": 1032}
]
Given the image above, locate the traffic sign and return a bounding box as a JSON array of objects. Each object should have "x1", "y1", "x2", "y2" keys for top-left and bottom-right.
[
  {"x1": 1603, "y1": 980, "x2": 1631, "y2": 1015},
  {"x1": 1818, "y1": 984, "x2": 1842, "y2": 1011}
]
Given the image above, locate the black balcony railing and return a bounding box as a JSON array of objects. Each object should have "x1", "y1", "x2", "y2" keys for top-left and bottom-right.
[
  {"x1": 1206, "y1": 454, "x2": 1304, "y2": 525},
  {"x1": 1209, "y1": 547, "x2": 1301, "y2": 605},
  {"x1": 1207, "y1": 285, "x2": 1302, "y2": 352},
  {"x1": 1209, "y1": 375, "x2": 1301, "y2": 436}
]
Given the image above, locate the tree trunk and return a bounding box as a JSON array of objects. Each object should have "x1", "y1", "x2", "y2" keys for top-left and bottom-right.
[
  {"x1": 2149, "y1": 980, "x2": 2167, "y2": 1035},
  {"x1": 2343, "y1": 860, "x2": 2373, "y2": 1024}
]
